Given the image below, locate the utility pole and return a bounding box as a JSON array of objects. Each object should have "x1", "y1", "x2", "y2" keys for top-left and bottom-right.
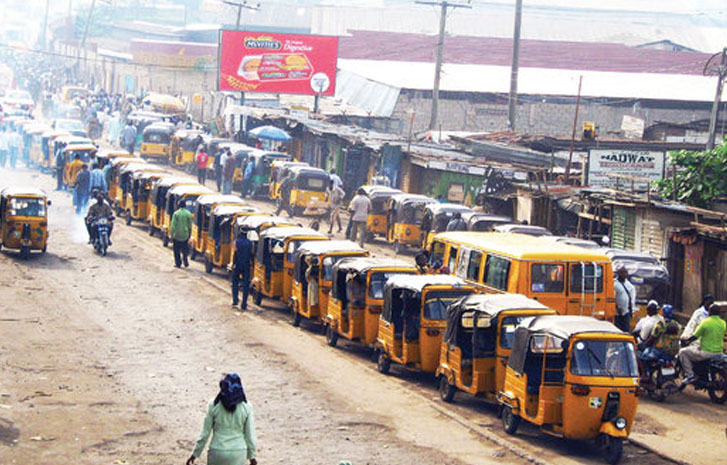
[
  {"x1": 223, "y1": 0, "x2": 260, "y2": 30},
  {"x1": 40, "y1": 0, "x2": 50, "y2": 51},
  {"x1": 416, "y1": 1, "x2": 472, "y2": 131},
  {"x1": 705, "y1": 47, "x2": 727, "y2": 150},
  {"x1": 79, "y1": 0, "x2": 96, "y2": 85},
  {"x1": 223, "y1": 1, "x2": 261, "y2": 108},
  {"x1": 507, "y1": 0, "x2": 523, "y2": 130},
  {"x1": 565, "y1": 75, "x2": 583, "y2": 185}
]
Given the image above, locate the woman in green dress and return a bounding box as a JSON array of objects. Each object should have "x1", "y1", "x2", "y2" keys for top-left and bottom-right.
[{"x1": 187, "y1": 373, "x2": 257, "y2": 465}]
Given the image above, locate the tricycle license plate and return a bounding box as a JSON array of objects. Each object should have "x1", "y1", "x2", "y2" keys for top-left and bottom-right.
[{"x1": 661, "y1": 367, "x2": 675, "y2": 376}]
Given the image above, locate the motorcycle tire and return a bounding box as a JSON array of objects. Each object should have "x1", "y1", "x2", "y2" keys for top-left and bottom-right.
[
  {"x1": 647, "y1": 370, "x2": 666, "y2": 402},
  {"x1": 600, "y1": 435, "x2": 623, "y2": 465},
  {"x1": 708, "y1": 366, "x2": 727, "y2": 404}
]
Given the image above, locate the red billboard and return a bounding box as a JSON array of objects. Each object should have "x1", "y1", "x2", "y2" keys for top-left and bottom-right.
[{"x1": 218, "y1": 30, "x2": 338, "y2": 96}]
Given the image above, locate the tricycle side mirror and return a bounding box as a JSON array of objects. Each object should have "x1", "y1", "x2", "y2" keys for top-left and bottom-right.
[{"x1": 46, "y1": 199, "x2": 52, "y2": 206}]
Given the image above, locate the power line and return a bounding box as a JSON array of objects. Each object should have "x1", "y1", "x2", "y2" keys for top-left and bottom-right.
[{"x1": 221, "y1": 0, "x2": 261, "y2": 29}]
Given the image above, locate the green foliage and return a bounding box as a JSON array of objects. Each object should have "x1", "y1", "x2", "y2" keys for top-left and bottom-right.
[{"x1": 654, "y1": 143, "x2": 727, "y2": 208}]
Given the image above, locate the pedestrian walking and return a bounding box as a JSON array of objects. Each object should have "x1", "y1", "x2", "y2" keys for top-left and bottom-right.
[
  {"x1": 9, "y1": 129, "x2": 21, "y2": 169},
  {"x1": 187, "y1": 373, "x2": 257, "y2": 465},
  {"x1": 326, "y1": 179, "x2": 344, "y2": 234},
  {"x1": 74, "y1": 164, "x2": 91, "y2": 214},
  {"x1": 54, "y1": 147, "x2": 66, "y2": 190},
  {"x1": 241, "y1": 158, "x2": 254, "y2": 198},
  {"x1": 275, "y1": 173, "x2": 294, "y2": 216},
  {"x1": 348, "y1": 188, "x2": 371, "y2": 248},
  {"x1": 329, "y1": 168, "x2": 342, "y2": 189},
  {"x1": 170, "y1": 202, "x2": 193, "y2": 268},
  {"x1": 614, "y1": 267, "x2": 636, "y2": 332},
  {"x1": 196, "y1": 147, "x2": 210, "y2": 185},
  {"x1": 0, "y1": 128, "x2": 9, "y2": 167},
  {"x1": 89, "y1": 165, "x2": 107, "y2": 193},
  {"x1": 231, "y1": 231, "x2": 253, "y2": 309},
  {"x1": 121, "y1": 121, "x2": 137, "y2": 154},
  {"x1": 214, "y1": 147, "x2": 225, "y2": 191},
  {"x1": 223, "y1": 150, "x2": 236, "y2": 195},
  {"x1": 67, "y1": 154, "x2": 84, "y2": 205}
]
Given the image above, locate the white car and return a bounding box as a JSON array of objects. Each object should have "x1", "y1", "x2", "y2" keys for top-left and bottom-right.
[{"x1": 2, "y1": 89, "x2": 33, "y2": 115}]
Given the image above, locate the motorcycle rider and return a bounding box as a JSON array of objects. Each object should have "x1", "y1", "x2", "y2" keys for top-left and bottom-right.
[
  {"x1": 678, "y1": 303, "x2": 726, "y2": 390},
  {"x1": 638, "y1": 304, "x2": 681, "y2": 380},
  {"x1": 85, "y1": 190, "x2": 114, "y2": 245},
  {"x1": 634, "y1": 300, "x2": 663, "y2": 345},
  {"x1": 681, "y1": 294, "x2": 715, "y2": 344}
]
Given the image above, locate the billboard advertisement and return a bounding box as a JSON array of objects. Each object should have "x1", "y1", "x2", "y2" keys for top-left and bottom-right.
[
  {"x1": 587, "y1": 149, "x2": 666, "y2": 191},
  {"x1": 218, "y1": 30, "x2": 338, "y2": 95}
]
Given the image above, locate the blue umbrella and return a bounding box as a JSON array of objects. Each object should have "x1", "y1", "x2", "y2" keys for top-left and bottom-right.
[{"x1": 249, "y1": 125, "x2": 292, "y2": 142}]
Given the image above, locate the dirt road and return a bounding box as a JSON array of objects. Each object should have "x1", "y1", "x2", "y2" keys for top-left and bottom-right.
[{"x1": 0, "y1": 164, "x2": 720, "y2": 465}]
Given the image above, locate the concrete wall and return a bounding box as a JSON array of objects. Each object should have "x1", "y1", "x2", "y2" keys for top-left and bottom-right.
[{"x1": 392, "y1": 90, "x2": 715, "y2": 138}]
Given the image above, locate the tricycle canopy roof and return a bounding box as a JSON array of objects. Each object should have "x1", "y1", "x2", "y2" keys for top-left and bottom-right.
[
  {"x1": 212, "y1": 204, "x2": 260, "y2": 217},
  {"x1": 63, "y1": 143, "x2": 97, "y2": 153},
  {"x1": 296, "y1": 240, "x2": 366, "y2": 256},
  {"x1": 333, "y1": 256, "x2": 416, "y2": 274},
  {"x1": 260, "y1": 226, "x2": 326, "y2": 241},
  {"x1": 389, "y1": 193, "x2": 436, "y2": 207},
  {"x1": 493, "y1": 224, "x2": 553, "y2": 236},
  {"x1": 196, "y1": 194, "x2": 246, "y2": 207},
  {"x1": 111, "y1": 156, "x2": 146, "y2": 166},
  {"x1": 133, "y1": 170, "x2": 169, "y2": 181},
  {"x1": 143, "y1": 123, "x2": 175, "y2": 135},
  {"x1": 424, "y1": 202, "x2": 472, "y2": 216},
  {"x1": 517, "y1": 315, "x2": 624, "y2": 340},
  {"x1": 167, "y1": 184, "x2": 213, "y2": 196},
  {"x1": 362, "y1": 185, "x2": 402, "y2": 198},
  {"x1": 236, "y1": 215, "x2": 297, "y2": 229},
  {"x1": 450, "y1": 293, "x2": 549, "y2": 317},
  {"x1": 120, "y1": 163, "x2": 164, "y2": 175},
  {"x1": 385, "y1": 274, "x2": 467, "y2": 293},
  {"x1": 1, "y1": 187, "x2": 47, "y2": 198},
  {"x1": 154, "y1": 176, "x2": 195, "y2": 188}
]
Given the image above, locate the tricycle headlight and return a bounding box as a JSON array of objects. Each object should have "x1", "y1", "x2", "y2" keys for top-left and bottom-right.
[{"x1": 614, "y1": 417, "x2": 627, "y2": 430}]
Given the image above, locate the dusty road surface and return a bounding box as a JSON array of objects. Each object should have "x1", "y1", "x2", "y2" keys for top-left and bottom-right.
[{"x1": 0, "y1": 163, "x2": 719, "y2": 465}]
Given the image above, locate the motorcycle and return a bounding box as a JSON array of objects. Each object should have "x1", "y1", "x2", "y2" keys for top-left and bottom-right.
[
  {"x1": 93, "y1": 217, "x2": 113, "y2": 256},
  {"x1": 640, "y1": 354, "x2": 679, "y2": 402},
  {"x1": 680, "y1": 356, "x2": 727, "y2": 404}
]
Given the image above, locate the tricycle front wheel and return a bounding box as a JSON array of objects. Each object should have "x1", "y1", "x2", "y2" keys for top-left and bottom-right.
[
  {"x1": 600, "y1": 434, "x2": 623, "y2": 465},
  {"x1": 501, "y1": 405, "x2": 520, "y2": 435}
]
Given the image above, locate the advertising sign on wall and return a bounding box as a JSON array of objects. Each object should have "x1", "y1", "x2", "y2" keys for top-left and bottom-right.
[
  {"x1": 587, "y1": 149, "x2": 666, "y2": 190},
  {"x1": 218, "y1": 30, "x2": 338, "y2": 95}
]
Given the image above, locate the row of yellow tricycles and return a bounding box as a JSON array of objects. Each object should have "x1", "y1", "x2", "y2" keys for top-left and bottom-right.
[
  {"x1": 234, "y1": 219, "x2": 639, "y2": 464},
  {"x1": 80, "y1": 150, "x2": 639, "y2": 464}
]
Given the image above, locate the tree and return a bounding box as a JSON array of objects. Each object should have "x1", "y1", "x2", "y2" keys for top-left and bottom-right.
[{"x1": 654, "y1": 141, "x2": 727, "y2": 208}]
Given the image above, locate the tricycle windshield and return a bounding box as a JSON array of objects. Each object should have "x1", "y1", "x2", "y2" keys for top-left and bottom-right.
[
  {"x1": 570, "y1": 339, "x2": 638, "y2": 378},
  {"x1": 423, "y1": 290, "x2": 471, "y2": 320},
  {"x1": 499, "y1": 315, "x2": 530, "y2": 349},
  {"x1": 369, "y1": 272, "x2": 402, "y2": 299},
  {"x1": 9, "y1": 197, "x2": 46, "y2": 217}
]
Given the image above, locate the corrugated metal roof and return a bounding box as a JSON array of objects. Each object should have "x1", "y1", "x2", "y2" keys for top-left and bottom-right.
[
  {"x1": 339, "y1": 30, "x2": 711, "y2": 75},
  {"x1": 337, "y1": 59, "x2": 727, "y2": 103}
]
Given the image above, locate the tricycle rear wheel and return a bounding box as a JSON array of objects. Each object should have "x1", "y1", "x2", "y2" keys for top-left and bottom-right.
[
  {"x1": 708, "y1": 366, "x2": 727, "y2": 404},
  {"x1": 501, "y1": 405, "x2": 520, "y2": 435}
]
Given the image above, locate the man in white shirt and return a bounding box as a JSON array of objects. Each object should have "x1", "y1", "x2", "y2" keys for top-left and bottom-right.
[
  {"x1": 329, "y1": 169, "x2": 342, "y2": 189},
  {"x1": 326, "y1": 179, "x2": 345, "y2": 235},
  {"x1": 348, "y1": 188, "x2": 371, "y2": 248},
  {"x1": 633, "y1": 300, "x2": 663, "y2": 344},
  {"x1": 614, "y1": 267, "x2": 636, "y2": 332},
  {"x1": 681, "y1": 294, "x2": 714, "y2": 343}
]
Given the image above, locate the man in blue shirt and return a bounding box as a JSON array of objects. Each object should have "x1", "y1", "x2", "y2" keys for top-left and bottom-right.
[
  {"x1": 231, "y1": 232, "x2": 253, "y2": 309},
  {"x1": 89, "y1": 166, "x2": 107, "y2": 193}
]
